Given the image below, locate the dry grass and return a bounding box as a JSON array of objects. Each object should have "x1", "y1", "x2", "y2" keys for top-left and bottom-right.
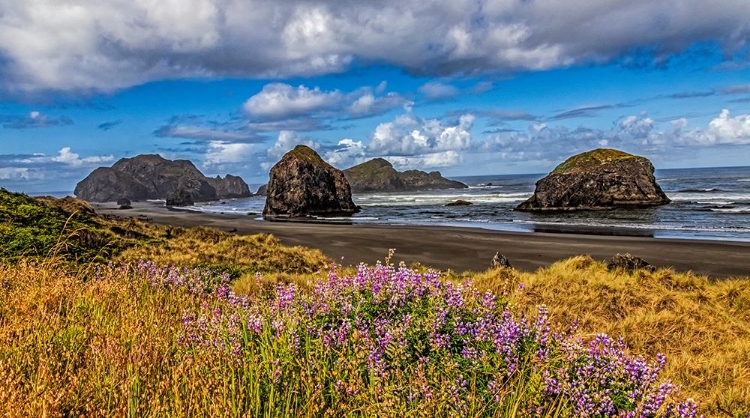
[
  {"x1": 117, "y1": 226, "x2": 330, "y2": 276},
  {"x1": 462, "y1": 256, "x2": 750, "y2": 416}
]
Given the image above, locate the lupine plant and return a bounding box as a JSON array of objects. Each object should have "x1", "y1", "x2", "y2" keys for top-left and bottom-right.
[{"x1": 165, "y1": 260, "x2": 701, "y2": 417}]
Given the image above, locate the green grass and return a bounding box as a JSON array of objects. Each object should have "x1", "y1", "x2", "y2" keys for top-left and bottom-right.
[{"x1": 551, "y1": 148, "x2": 638, "y2": 174}]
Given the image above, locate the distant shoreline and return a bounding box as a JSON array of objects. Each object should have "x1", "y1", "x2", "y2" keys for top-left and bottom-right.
[{"x1": 93, "y1": 201, "x2": 750, "y2": 279}]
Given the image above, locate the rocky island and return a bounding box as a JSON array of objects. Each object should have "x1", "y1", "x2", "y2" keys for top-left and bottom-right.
[
  {"x1": 343, "y1": 158, "x2": 467, "y2": 193},
  {"x1": 516, "y1": 148, "x2": 670, "y2": 211},
  {"x1": 74, "y1": 154, "x2": 251, "y2": 204},
  {"x1": 263, "y1": 145, "x2": 359, "y2": 219}
]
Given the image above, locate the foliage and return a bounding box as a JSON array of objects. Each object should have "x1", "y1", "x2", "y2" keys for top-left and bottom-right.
[
  {"x1": 462, "y1": 256, "x2": 750, "y2": 416},
  {"x1": 551, "y1": 148, "x2": 638, "y2": 174},
  {"x1": 0, "y1": 258, "x2": 703, "y2": 417}
]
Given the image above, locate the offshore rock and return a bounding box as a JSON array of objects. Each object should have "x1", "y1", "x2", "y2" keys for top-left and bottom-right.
[
  {"x1": 74, "y1": 154, "x2": 251, "y2": 202},
  {"x1": 516, "y1": 149, "x2": 670, "y2": 211},
  {"x1": 607, "y1": 253, "x2": 655, "y2": 272},
  {"x1": 255, "y1": 184, "x2": 267, "y2": 196},
  {"x1": 166, "y1": 189, "x2": 194, "y2": 207},
  {"x1": 343, "y1": 158, "x2": 467, "y2": 193},
  {"x1": 446, "y1": 199, "x2": 473, "y2": 206},
  {"x1": 263, "y1": 146, "x2": 359, "y2": 218}
]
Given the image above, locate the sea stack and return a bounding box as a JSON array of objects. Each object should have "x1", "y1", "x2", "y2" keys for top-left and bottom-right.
[
  {"x1": 516, "y1": 148, "x2": 670, "y2": 211},
  {"x1": 344, "y1": 158, "x2": 467, "y2": 193},
  {"x1": 74, "y1": 154, "x2": 251, "y2": 203},
  {"x1": 263, "y1": 145, "x2": 359, "y2": 219}
]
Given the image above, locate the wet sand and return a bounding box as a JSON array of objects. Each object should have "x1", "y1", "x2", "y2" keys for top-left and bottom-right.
[{"x1": 95, "y1": 202, "x2": 750, "y2": 278}]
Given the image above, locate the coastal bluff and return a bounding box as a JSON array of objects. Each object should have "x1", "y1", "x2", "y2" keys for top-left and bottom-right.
[
  {"x1": 74, "y1": 154, "x2": 251, "y2": 203},
  {"x1": 263, "y1": 145, "x2": 359, "y2": 219},
  {"x1": 516, "y1": 149, "x2": 670, "y2": 211},
  {"x1": 343, "y1": 158, "x2": 467, "y2": 193}
]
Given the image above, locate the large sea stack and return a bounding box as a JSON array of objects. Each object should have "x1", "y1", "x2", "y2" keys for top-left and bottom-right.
[
  {"x1": 516, "y1": 149, "x2": 670, "y2": 211},
  {"x1": 263, "y1": 145, "x2": 359, "y2": 219},
  {"x1": 74, "y1": 154, "x2": 251, "y2": 203},
  {"x1": 343, "y1": 158, "x2": 467, "y2": 193}
]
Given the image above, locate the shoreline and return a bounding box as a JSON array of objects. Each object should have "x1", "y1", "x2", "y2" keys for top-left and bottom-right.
[{"x1": 94, "y1": 202, "x2": 750, "y2": 279}]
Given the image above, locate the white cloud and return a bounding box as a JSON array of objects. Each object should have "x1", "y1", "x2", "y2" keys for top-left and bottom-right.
[
  {"x1": 705, "y1": 109, "x2": 750, "y2": 144},
  {"x1": 203, "y1": 141, "x2": 254, "y2": 167},
  {"x1": 324, "y1": 139, "x2": 367, "y2": 168},
  {"x1": 51, "y1": 147, "x2": 114, "y2": 167},
  {"x1": 260, "y1": 131, "x2": 321, "y2": 170},
  {"x1": 418, "y1": 81, "x2": 459, "y2": 100},
  {"x1": 0, "y1": 167, "x2": 40, "y2": 180},
  {"x1": 366, "y1": 113, "x2": 474, "y2": 169},
  {"x1": 243, "y1": 83, "x2": 342, "y2": 119},
  {"x1": 2, "y1": 1, "x2": 749, "y2": 93}
]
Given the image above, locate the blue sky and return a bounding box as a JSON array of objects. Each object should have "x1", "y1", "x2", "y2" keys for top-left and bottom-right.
[{"x1": 1, "y1": 1, "x2": 749, "y2": 193}]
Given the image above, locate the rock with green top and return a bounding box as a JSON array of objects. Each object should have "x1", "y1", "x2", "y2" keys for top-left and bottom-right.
[
  {"x1": 343, "y1": 158, "x2": 467, "y2": 193},
  {"x1": 516, "y1": 149, "x2": 670, "y2": 211},
  {"x1": 263, "y1": 146, "x2": 359, "y2": 219}
]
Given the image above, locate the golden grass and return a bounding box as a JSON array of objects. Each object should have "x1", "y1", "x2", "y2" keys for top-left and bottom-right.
[
  {"x1": 462, "y1": 256, "x2": 750, "y2": 416},
  {"x1": 1, "y1": 228, "x2": 748, "y2": 416},
  {"x1": 117, "y1": 226, "x2": 330, "y2": 275}
]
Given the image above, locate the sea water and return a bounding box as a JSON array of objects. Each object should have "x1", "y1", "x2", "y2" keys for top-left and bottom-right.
[{"x1": 166, "y1": 165, "x2": 750, "y2": 242}]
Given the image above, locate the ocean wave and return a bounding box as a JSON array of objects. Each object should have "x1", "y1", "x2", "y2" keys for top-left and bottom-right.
[
  {"x1": 738, "y1": 178, "x2": 750, "y2": 182},
  {"x1": 710, "y1": 207, "x2": 750, "y2": 214},
  {"x1": 676, "y1": 188, "x2": 726, "y2": 193}
]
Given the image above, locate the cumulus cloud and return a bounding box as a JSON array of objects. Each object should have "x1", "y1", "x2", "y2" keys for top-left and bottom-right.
[
  {"x1": 2, "y1": 1, "x2": 749, "y2": 93},
  {"x1": 203, "y1": 141, "x2": 255, "y2": 167},
  {"x1": 243, "y1": 84, "x2": 343, "y2": 120},
  {"x1": 324, "y1": 139, "x2": 367, "y2": 168},
  {"x1": 0, "y1": 148, "x2": 115, "y2": 190},
  {"x1": 259, "y1": 131, "x2": 321, "y2": 170},
  {"x1": 50, "y1": 147, "x2": 114, "y2": 167},
  {"x1": 1, "y1": 111, "x2": 73, "y2": 129},
  {"x1": 674, "y1": 109, "x2": 750, "y2": 145},
  {"x1": 243, "y1": 82, "x2": 409, "y2": 123},
  {"x1": 362, "y1": 113, "x2": 474, "y2": 168}
]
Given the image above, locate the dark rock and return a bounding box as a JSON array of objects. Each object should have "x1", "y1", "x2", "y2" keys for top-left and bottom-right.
[
  {"x1": 256, "y1": 184, "x2": 267, "y2": 196},
  {"x1": 116, "y1": 197, "x2": 132, "y2": 209},
  {"x1": 344, "y1": 158, "x2": 467, "y2": 193},
  {"x1": 516, "y1": 149, "x2": 670, "y2": 211},
  {"x1": 491, "y1": 252, "x2": 512, "y2": 269},
  {"x1": 263, "y1": 145, "x2": 359, "y2": 218},
  {"x1": 446, "y1": 199, "x2": 473, "y2": 206},
  {"x1": 166, "y1": 189, "x2": 194, "y2": 207},
  {"x1": 607, "y1": 253, "x2": 655, "y2": 272},
  {"x1": 74, "y1": 154, "x2": 251, "y2": 202}
]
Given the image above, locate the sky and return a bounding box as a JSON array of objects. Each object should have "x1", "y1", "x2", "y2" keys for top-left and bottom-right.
[{"x1": 1, "y1": 0, "x2": 750, "y2": 193}]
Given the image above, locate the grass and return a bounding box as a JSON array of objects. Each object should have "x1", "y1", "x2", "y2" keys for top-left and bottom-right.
[
  {"x1": 551, "y1": 148, "x2": 638, "y2": 174},
  {"x1": 1, "y1": 189, "x2": 748, "y2": 416},
  {"x1": 460, "y1": 256, "x2": 750, "y2": 416}
]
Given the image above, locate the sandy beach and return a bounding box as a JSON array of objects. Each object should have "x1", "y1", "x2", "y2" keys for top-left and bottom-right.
[{"x1": 94, "y1": 202, "x2": 750, "y2": 278}]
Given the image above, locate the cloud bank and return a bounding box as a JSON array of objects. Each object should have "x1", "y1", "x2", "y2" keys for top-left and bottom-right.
[{"x1": 2, "y1": 0, "x2": 748, "y2": 93}]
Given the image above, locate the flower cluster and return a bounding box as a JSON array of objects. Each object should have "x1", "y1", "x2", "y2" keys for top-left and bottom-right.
[{"x1": 172, "y1": 261, "x2": 700, "y2": 417}]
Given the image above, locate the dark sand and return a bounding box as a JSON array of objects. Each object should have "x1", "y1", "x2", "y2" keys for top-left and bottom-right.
[{"x1": 95, "y1": 203, "x2": 750, "y2": 279}]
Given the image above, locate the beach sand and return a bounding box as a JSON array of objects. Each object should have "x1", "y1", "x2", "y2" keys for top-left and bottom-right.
[{"x1": 95, "y1": 202, "x2": 750, "y2": 278}]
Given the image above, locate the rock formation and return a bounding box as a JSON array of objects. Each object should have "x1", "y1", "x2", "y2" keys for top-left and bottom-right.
[
  {"x1": 606, "y1": 253, "x2": 655, "y2": 272},
  {"x1": 263, "y1": 146, "x2": 359, "y2": 218},
  {"x1": 343, "y1": 158, "x2": 467, "y2": 193},
  {"x1": 74, "y1": 154, "x2": 251, "y2": 202},
  {"x1": 516, "y1": 149, "x2": 670, "y2": 211},
  {"x1": 491, "y1": 252, "x2": 512, "y2": 269},
  {"x1": 166, "y1": 189, "x2": 194, "y2": 207},
  {"x1": 255, "y1": 184, "x2": 267, "y2": 196},
  {"x1": 446, "y1": 199, "x2": 473, "y2": 206}
]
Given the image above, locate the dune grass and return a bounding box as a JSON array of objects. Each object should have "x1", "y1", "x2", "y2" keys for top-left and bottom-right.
[
  {"x1": 1, "y1": 257, "x2": 704, "y2": 417},
  {"x1": 461, "y1": 257, "x2": 750, "y2": 416}
]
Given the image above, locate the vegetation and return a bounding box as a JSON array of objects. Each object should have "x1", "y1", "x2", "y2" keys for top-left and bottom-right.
[
  {"x1": 288, "y1": 144, "x2": 328, "y2": 165},
  {"x1": 551, "y1": 148, "x2": 638, "y2": 174},
  {"x1": 0, "y1": 189, "x2": 748, "y2": 416}
]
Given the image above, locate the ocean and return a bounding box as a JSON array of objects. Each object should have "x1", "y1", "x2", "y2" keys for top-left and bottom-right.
[{"x1": 174, "y1": 165, "x2": 750, "y2": 242}]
